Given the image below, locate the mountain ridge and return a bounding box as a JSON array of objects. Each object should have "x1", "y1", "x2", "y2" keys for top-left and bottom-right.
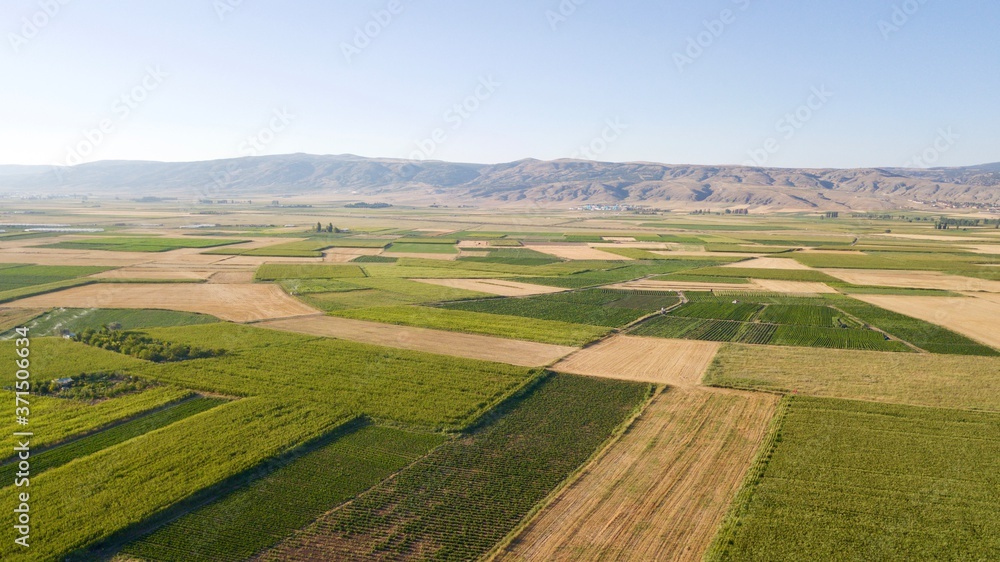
[{"x1": 3, "y1": 154, "x2": 998, "y2": 211}]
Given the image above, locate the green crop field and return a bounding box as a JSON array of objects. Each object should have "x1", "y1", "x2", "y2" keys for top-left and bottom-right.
[
  {"x1": 708, "y1": 397, "x2": 1000, "y2": 561},
  {"x1": 387, "y1": 242, "x2": 459, "y2": 253},
  {"x1": 631, "y1": 294, "x2": 912, "y2": 352},
  {"x1": 331, "y1": 305, "x2": 610, "y2": 346},
  {"x1": 40, "y1": 237, "x2": 246, "y2": 252},
  {"x1": 442, "y1": 288, "x2": 678, "y2": 327},
  {"x1": 11, "y1": 307, "x2": 218, "y2": 337},
  {"x1": 0, "y1": 264, "x2": 112, "y2": 292},
  {"x1": 123, "y1": 424, "x2": 445, "y2": 562},
  {"x1": 458, "y1": 247, "x2": 563, "y2": 265},
  {"x1": 0, "y1": 396, "x2": 224, "y2": 484},
  {"x1": 256, "y1": 373, "x2": 650, "y2": 562}
]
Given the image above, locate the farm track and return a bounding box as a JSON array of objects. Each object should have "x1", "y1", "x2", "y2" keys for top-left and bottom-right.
[{"x1": 497, "y1": 386, "x2": 780, "y2": 562}]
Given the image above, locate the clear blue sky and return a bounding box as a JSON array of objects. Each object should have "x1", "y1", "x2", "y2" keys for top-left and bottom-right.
[{"x1": 3, "y1": 0, "x2": 998, "y2": 168}]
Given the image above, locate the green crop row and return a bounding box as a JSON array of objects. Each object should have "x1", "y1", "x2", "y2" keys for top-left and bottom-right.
[
  {"x1": 123, "y1": 424, "x2": 444, "y2": 562},
  {"x1": 256, "y1": 373, "x2": 650, "y2": 562},
  {"x1": 331, "y1": 305, "x2": 609, "y2": 346},
  {"x1": 709, "y1": 397, "x2": 1000, "y2": 561},
  {"x1": 0, "y1": 396, "x2": 225, "y2": 483}
]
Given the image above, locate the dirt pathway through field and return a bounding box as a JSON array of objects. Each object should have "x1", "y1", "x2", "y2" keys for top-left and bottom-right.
[{"x1": 495, "y1": 387, "x2": 779, "y2": 562}]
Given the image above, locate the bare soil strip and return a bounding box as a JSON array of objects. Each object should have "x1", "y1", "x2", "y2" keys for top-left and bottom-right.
[
  {"x1": 257, "y1": 315, "x2": 576, "y2": 367},
  {"x1": 4, "y1": 283, "x2": 318, "y2": 323},
  {"x1": 722, "y1": 257, "x2": 813, "y2": 270},
  {"x1": 525, "y1": 244, "x2": 633, "y2": 261},
  {"x1": 497, "y1": 387, "x2": 779, "y2": 562},
  {"x1": 855, "y1": 295, "x2": 1000, "y2": 350},
  {"x1": 821, "y1": 269, "x2": 1000, "y2": 293},
  {"x1": 551, "y1": 336, "x2": 720, "y2": 387},
  {"x1": 413, "y1": 278, "x2": 568, "y2": 297}
]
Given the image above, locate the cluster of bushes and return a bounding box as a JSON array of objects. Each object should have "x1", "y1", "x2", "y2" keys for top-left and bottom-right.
[
  {"x1": 36, "y1": 372, "x2": 154, "y2": 400},
  {"x1": 73, "y1": 328, "x2": 225, "y2": 362}
]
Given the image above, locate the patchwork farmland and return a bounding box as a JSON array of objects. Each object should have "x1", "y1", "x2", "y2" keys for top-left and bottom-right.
[{"x1": 0, "y1": 203, "x2": 996, "y2": 562}]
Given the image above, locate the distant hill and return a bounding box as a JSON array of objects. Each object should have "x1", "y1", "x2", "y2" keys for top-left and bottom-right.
[{"x1": 3, "y1": 154, "x2": 999, "y2": 211}]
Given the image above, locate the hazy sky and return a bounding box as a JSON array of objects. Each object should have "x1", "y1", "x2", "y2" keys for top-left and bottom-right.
[{"x1": 3, "y1": 0, "x2": 998, "y2": 168}]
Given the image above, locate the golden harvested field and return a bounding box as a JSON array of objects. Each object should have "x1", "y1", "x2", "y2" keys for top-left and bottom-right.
[
  {"x1": 458, "y1": 240, "x2": 492, "y2": 248},
  {"x1": 0, "y1": 307, "x2": 44, "y2": 332},
  {"x1": 964, "y1": 245, "x2": 1000, "y2": 255},
  {"x1": 257, "y1": 315, "x2": 576, "y2": 367},
  {"x1": 705, "y1": 344, "x2": 1000, "y2": 411},
  {"x1": 525, "y1": 244, "x2": 632, "y2": 261},
  {"x1": 4, "y1": 283, "x2": 318, "y2": 323},
  {"x1": 751, "y1": 279, "x2": 839, "y2": 294},
  {"x1": 601, "y1": 236, "x2": 636, "y2": 242},
  {"x1": 89, "y1": 267, "x2": 217, "y2": 281},
  {"x1": 413, "y1": 278, "x2": 567, "y2": 297},
  {"x1": 821, "y1": 269, "x2": 1000, "y2": 292},
  {"x1": 0, "y1": 248, "x2": 150, "y2": 267},
  {"x1": 723, "y1": 257, "x2": 812, "y2": 270},
  {"x1": 206, "y1": 270, "x2": 256, "y2": 284},
  {"x1": 498, "y1": 387, "x2": 779, "y2": 562},
  {"x1": 322, "y1": 248, "x2": 383, "y2": 262},
  {"x1": 551, "y1": 336, "x2": 720, "y2": 386},
  {"x1": 855, "y1": 295, "x2": 1000, "y2": 350}
]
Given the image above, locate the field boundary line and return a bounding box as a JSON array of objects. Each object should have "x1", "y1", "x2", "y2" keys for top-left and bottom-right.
[
  {"x1": 0, "y1": 392, "x2": 205, "y2": 465},
  {"x1": 829, "y1": 304, "x2": 928, "y2": 353},
  {"x1": 481, "y1": 382, "x2": 659, "y2": 562},
  {"x1": 70, "y1": 415, "x2": 367, "y2": 562},
  {"x1": 703, "y1": 394, "x2": 793, "y2": 562}
]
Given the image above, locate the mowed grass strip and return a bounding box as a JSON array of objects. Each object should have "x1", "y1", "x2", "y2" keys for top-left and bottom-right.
[
  {"x1": 255, "y1": 374, "x2": 650, "y2": 562},
  {"x1": 704, "y1": 344, "x2": 1000, "y2": 411},
  {"x1": 123, "y1": 425, "x2": 444, "y2": 562},
  {"x1": 0, "y1": 396, "x2": 225, "y2": 483},
  {"x1": 708, "y1": 397, "x2": 1000, "y2": 562},
  {"x1": 330, "y1": 306, "x2": 609, "y2": 346}
]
